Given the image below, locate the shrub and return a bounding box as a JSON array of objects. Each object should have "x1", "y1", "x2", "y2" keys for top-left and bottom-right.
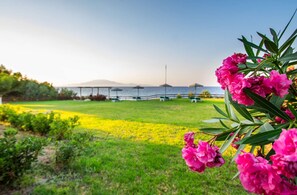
[
  {"x1": 0, "y1": 107, "x2": 79, "y2": 140},
  {"x1": 0, "y1": 105, "x2": 17, "y2": 122},
  {"x1": 18, "y1": 112, "x2": 34, "y2": 131},
  {"x1": 57, "y1": 88, "x2": 77, "y2": 100},
  {"x1": 1, "y1": 106, "x2": 80, "y2": 139},
  {"x1": 176, "y1": 93, "x2": 182, "y2": 99},
  {"x1": 89, "y1": 95, "x2": 107, "y2": 101},
  {"x1": 0, "y1": 128, "x2": 46, "y2": 185},
  {"x1": 55, "y1": 132, "x2": 93, "y2": 170},
  {"x1": 188, "y1": 92, "x2": 194, "y2": 99},
  {"x1": 49, "y1": 115, "x2": 79, "y2": 140},
  {"x1": 55, "y1": 140, "x2": 77, "y2": 170},
  {"x1": 31, "y1": 112, "x2": 55, "y2": 135},
  {"x1": 199, "y1": 90, "x2": 212, "y2": 98},
  {"x1": 9, "y1": 112, "x2": 34, "y2": 131}
]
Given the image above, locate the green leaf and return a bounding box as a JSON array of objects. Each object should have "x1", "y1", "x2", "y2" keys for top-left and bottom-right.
[
  {"x1": 239, "y1": 36, "x2": 268, "y2": 53},
  {"x1": 285, "y1": 28, "x2": 297, "y2": 42},
  {"x1": 279, "y1": 34, "x2": 297, "y2": 54},
  {"x1": 264, "y1": 39, "x2": 278, "y2": 54},
  {"x1": 270, "y1": 95, "x2": 285, "y2": 109},
  {"x1": 230, "y1": 98, "x2": 254, "y2": 122},
  {"x1": 244, "y1": 89, "x2": 291, "y2": 121},
  {"x1": 219, "y1": 129, "x2": 240, "y2": 153},
  {"x1": 279, "y1": 52, "x2": 297, "y2": 62},
  {"x1": 249, "y1": 145, "x2": 256, "y2": 154},
  {"x1": 287, "y1": 61, "x2": 297, "y2": 66},
  {"x1": 256, "y1": 32, "x2": 268, "y2": 40},
  {"x1": 213, "y1": 105, "x2": 228, "y2": 118},
  {"x1": 224, "y1": 90, "x2": 231, "y2": 117},
  {"x1": 259, "y1": 122, "x2": 274, "y2": 133},
  {"x1": 219, "y1": 119, "x2": 229, "y2": 129},
  {"x1": 257, "y1": 61, "x2": 275, "y2": 70},
  {"x1": 225, "y1": 91, "x2": 239, "y2": 122},
  {"x1": 244, "y1": 62, "x2": 258, "y2": 69},
  {"x1": 237, "y1": 64, "x2": 247, "y2": 69},
  {"x1": 239, "y1": 124, "x2": 256, "y2": 134},
  {"x1": 281, "y1": 62, "x2": 290, "y2": 73},
  {"x1": 281, "y1": 46, "x2": 294, "y2": 58},
  {"x1": 274, "y1": 123, "x2": 290, "y2": 130},
  {"x1": 270, "y1": 28, "x2": 279, "y2": 45},
  {"x1": 256, "y1": 39, "x2": 265, "y2": 56},
  {"x1": 216, "y1": 132, "x2": 230, "y2": 141},
  {"x1": 287, "y1": 104, "x2": 297, "y2": 119},
  {"x1": 231, "y1": 128, "x2": 253, "y2": 162},
  {"x1": 199, "y1": 128, "x2": 225, "y2": 135},
  {"x1": 216, "y1": 127, "x2": 237, "y2": 141},
  {"x1": 203, "y1": 119, "x2": 221, "y2": 123},
  {"x1": 257, "y1": 32, "x2": 278, "y2": 53},
  {"x1": 239, "y1": 36, "x2": 255, "y2": 63},
  {"x1": 279, "y1": 8, "x2": 297, "y2": 40},
  {"x1": 237, "y1": 129, "x2": 282, "y2": 145},
  {"x1": 232, "y1": 171, "x2": 240, "y2": 180}
]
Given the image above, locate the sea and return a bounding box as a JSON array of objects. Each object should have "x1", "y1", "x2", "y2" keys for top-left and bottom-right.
[{"x1": 60, "y1": 86, "x2": 224, "y2": 100}]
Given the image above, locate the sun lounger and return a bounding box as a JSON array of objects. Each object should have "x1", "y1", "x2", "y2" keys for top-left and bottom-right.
[
  {"x1": 190, "y1": 97, "x2": 201, "y2": 103},
  {"x1": 110, "y1": 97, "x2": 120, "y2": 102},
  {"x1": 132, "y1": 96, "x2": 141, "y2": 100},
  {"x1": 160, "y1": 96, "x2": 170, "y2": 101}
]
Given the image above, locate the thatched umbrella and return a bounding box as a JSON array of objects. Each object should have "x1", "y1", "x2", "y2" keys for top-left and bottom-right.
[
  {"x1": 111, "y1": 88, "x2": 122, "y2": 97},
  {"x1": 133, "y1": 85, "x2": 144, "y2": 97},
  {"x1": 159, "y1": 65, "x2": 173, "y2": 99},
  {"x1": 160, "y1": 83, "x2": 172, "y2": 98},
  {"x1": 189, "y1": 83, "x2": 203, "y2": 96}
]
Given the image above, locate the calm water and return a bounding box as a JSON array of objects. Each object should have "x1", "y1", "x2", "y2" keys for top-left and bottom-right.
[{"x1": 60, "y1": 86, "x2": 224, "y2": 99}]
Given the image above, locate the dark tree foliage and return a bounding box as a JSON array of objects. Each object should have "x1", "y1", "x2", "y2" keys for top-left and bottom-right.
[{"x1": 0, "y1": 65, "x2": 76, "y2": 102}]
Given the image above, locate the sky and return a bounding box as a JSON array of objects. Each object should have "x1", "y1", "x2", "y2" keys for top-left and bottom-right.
[{"x1": 0, "y1": 0, "x2": 296, "y2": 86}]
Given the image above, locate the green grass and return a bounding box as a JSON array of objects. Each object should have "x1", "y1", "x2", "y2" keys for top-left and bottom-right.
[
  {"x1": 11, "y1": 99, "x2": 247, "y2": 194},
  {"x1": 14, "y1": 99, "x2": 223, "y2": 128}
]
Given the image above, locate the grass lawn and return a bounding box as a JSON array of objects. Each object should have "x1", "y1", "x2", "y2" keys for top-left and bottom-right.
[{"x1": 9, "y1": 99, "x2": 247, "y2": 194}]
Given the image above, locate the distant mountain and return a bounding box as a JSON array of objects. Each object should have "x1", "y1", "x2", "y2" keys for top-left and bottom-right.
[{"x1": 66, "y1": 79, "x2": 141, "y2": 87}]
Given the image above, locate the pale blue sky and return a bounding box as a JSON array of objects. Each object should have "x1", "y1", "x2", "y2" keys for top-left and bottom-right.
[{"x1": 0, "y1": 0, "x2": 296, "y2": 86}]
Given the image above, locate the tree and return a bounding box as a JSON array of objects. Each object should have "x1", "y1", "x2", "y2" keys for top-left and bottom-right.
[{"x1": 0, "y1": 73, "x2": 17, "y2": 104}]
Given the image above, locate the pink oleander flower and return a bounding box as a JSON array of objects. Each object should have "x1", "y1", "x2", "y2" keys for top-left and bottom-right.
[
  {"x1": 215, "y1": 63, "x2": 238, "y2": 90},
  {"x1": 236, "y1": 153, "x2": 282, "y2": 194},
  {"x1": 182, "y1": 147, "x2": 206, "y2": 173},
  {"x1": 196, "y1": 141, "x2": 217, "y2": 164},
  {"x1": 182, "y1": 133, "x2": 225, "y2": 173},
  {"x1": 236, "y1": 152, "x2": 258, "y2": 172},
  {"x1": 247, "y1": 76, "x2": 272, "y2": 97},
  {"x1": 222, "y1": 56, "x2": 237, "y2": 67},
  {"x1": 215, "y1": 53, "x2": 246, "y2": 90},
  {"x1": 278, "y1": 179, "x2": 297, "y2": 195},
  {"x1": 206, "y1": 146, "x2": 225, "y2": 168},
  {"x1": 264, "y1": 70, "x2": 292, "y2": 98},
  {"x1": 230, "y1": 53, "x2": 247, "y2": 64},
  {"x1": 275, "y1": 109, "x2": 295, "y2": 124},
  {"x1": 228, "y1": 73, "x2": 253, "y2": 106},
  {"x1": 229, "y1": 75, "x2": 272, "y2": 106},
  {"x1": 271, "y1": 154, "x2": 297, "y2": 179},
  {"x1": 273, "y1": 128, "x2": 297, "y2": 161},
  {"x1": 184, "y1": 132, "x2": 196, "y2": 148}
]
